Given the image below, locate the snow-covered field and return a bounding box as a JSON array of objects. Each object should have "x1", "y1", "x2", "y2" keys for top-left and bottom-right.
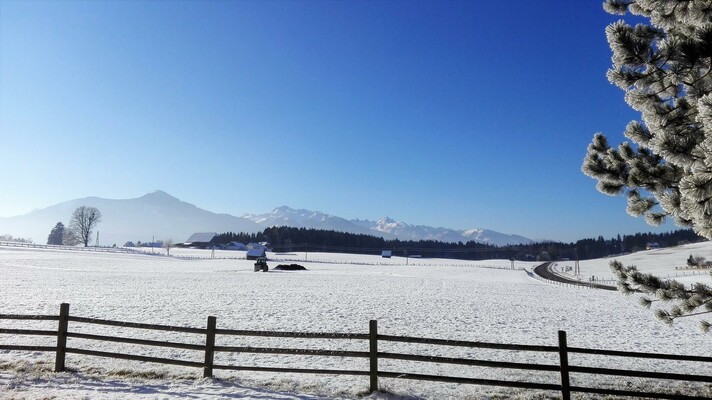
[
  {"x1": 1, "y1": 243, "x2": 711, "y2": 399},
  {"x1": 552, "y1": 241, "x2": 712, "y2": 287}
]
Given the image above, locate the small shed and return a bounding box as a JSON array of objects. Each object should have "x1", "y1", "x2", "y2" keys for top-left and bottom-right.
[
  {"x1": 381, "y1": 250, "x2": 392, "y2": 258},
  {"x1": 246, "y1": 248, "x2": 266, "y2": 260}
]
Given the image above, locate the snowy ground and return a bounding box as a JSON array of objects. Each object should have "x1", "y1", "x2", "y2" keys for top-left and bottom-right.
[
  {"x1": 552, "y1": 241, "x2": 712, "y2": 287},
  {"x1": 1, "y1": 243, "x2": 711, "y2": 399}
]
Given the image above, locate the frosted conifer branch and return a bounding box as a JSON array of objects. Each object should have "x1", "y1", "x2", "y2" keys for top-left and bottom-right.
[{"x1": 610, "y1": 260, "x2": 712, "y2": 332}]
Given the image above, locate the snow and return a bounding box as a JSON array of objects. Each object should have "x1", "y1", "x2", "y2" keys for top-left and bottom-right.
[
  {"x1": 1, "y1": 244, "x2": 711, "y2": 399},
  {"x1": 551, "y1": 241, "x2": 712, "y2": 286}
]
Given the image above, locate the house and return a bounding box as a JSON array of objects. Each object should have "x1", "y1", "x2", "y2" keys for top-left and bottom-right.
[
  {"x1": 184, "y1": 232, "x2": 218, "y2": 249},
  {"x1": 247, "y1": 242, "x2": 271, "y2": 251},
  {"x1": 246, "y1": 248, "x2": 266, "y2": 260},
  {"x1": 226, "y1": 241, "x2": 248, "y2": 251},
  {"x1": 381, "y1": 250, "x2": 392, "y2": 258}
]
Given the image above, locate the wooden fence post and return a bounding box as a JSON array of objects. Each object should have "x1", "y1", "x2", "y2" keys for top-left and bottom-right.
[
  {"x1": 369, "y1": 320, "x2": 378, "y2": 393},
  {"x1": 54, "y1": 303, "x2": 70, "y2": 372},
  {"x1": 204, "y1": 316, "x2": 216, "y2": 378},
  {"x1": 558, "y1": 330, "x2": 571, "y2": 400}
]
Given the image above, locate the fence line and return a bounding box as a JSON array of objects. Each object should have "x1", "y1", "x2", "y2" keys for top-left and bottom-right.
[
  {"x1": 0, "y1": 241, "x2": 138, "y2": 254},
  {"x1": 1, "y1": 303, "x2": 710, "y2": 399},
  {"x1": 0, "y1": 241, "x2": 521, "y2": 268}
]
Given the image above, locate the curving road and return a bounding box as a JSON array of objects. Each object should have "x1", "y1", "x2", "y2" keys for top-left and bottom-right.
[{"x1": 532, "y1": 262, "x2": 617, "y2": 291}]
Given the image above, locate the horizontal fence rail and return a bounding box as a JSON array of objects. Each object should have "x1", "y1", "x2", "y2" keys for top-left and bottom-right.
[{"x1": 1, "y1": 303, "x2": 710, "y2": 399}]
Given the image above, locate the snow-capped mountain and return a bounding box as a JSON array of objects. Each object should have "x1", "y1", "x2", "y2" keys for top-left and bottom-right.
[
  {"x1": 242, "y1": 206, "x2": 374, "y2": 235},
  {"x1": 0, "y1": 192, "x2": 533, "y2": 247},
  {"x1": 242, "y1": 206, "x2": 368, "y2": 233},
  {"x1": 246, "y1": 207, "x2": 534, "y2": 246}
]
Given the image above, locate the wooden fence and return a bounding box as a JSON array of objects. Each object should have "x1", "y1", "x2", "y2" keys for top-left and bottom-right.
[
  {"x1": 1, "y1": 303, "x2": 710, "y2": 399},
  {"x1": 0, "y1": 241, "x2": 138, "y2": 254}
]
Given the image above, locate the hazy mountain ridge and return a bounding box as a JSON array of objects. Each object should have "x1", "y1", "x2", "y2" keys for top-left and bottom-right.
[
  {"x1": 245, "y1": 207, "x2": 534, "y2": 246},
  {"x1": 0, "y1": 191, "x2": 533, "y2": 247},
  {"x1": 0, "y1": 191, "x2": 262, "y2": 246}
]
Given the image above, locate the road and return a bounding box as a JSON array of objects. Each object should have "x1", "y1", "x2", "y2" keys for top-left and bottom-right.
[{"x1": 532, "y1": 262, "x2": 617, "y2": 291}]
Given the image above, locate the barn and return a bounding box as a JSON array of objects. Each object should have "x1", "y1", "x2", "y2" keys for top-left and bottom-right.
[
  {"x1": 246, "y1": 248, "x2": 266, "y2": 260},
  {"x1": 184, "y1": 232, "x2": 218, "y2": 249}
]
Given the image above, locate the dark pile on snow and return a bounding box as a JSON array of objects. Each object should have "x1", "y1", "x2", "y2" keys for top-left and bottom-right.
[{"x1": 273, "y1": 264, "x2": 307, "y2": 271}]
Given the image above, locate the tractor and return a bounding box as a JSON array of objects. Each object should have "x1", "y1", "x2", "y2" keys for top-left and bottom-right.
[{"x1": 253, "y1": 257, "x2": 268, "y2": 272}]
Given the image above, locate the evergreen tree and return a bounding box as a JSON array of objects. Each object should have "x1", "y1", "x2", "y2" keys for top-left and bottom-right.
[
  {"x1": 583, "y1": 0, "x2": 712, "y2": 331},
  {"x1": 47, "y1": 222, "x2": 65, "y2": 245}
]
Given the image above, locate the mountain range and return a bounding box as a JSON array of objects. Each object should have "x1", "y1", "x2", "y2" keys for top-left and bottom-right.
[
  {"x1": 0, "y1": 191, "x2": 534, "y2": 247},
  {"x1": 243, "y1": 206, "x2": 533, "y2": 246}
]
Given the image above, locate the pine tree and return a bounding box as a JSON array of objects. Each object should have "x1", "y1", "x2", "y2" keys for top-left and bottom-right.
[
  {"x1": 582, "y1": 0, "x2": 712, "y2": 331},
  {"x1": 47, "y1": 222, "x2": 65, "y2": 245}
]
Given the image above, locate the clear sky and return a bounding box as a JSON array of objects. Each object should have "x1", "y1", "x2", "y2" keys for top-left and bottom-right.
[{"x1": 0, "y1": 0, "x2": 680, "y2": 243}]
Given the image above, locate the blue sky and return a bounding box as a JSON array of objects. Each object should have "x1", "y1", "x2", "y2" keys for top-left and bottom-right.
[{"x1": 0, "y1": 0, "x2": 678, "y2": 242}]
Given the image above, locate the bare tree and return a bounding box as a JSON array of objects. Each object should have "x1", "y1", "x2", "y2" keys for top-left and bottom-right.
[
  {"x1": 62, "y1": 229, "x2": 79, "y2": 246},
  {"x1": 70, "y1": 206, "x2": 102, "y2": 247},
  {"x1": 164, "y1": 239, "x2": 174, "y2": 256}
]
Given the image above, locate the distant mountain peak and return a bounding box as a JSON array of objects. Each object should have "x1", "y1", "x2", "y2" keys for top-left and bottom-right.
[
  {"x1": 141, "y1": 190, "x2": 177, "y2": 200},
  {"x1": 1, "y1": 192, "x2": 533, "y2": 247},
  {"x1": 0, "y1": 191, "x2": 262, "y2": 246},
  {"x1": 244, "y1": 207, "x2": 533, "y2": 246}
]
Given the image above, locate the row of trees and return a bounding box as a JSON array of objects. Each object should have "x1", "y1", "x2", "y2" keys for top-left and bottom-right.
[
  {"x1": 0, "y1": 234, "x2": 32, "y2": 243},
  {"x1": 213, "y1": 226, "x2": 704, "y2": 261},
  {"x1": 47, "y1": 206, "x2": 102, "y2": 247}
]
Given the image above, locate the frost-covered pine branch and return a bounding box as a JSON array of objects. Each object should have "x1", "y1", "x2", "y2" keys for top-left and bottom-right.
[
  {"x1": 611, "y1": 260, "x2": 712, "y2": 332},
  {"x1": 583, "y1": 0, "x2": 712, "y2": 237},
  {"x1": 585, "y1": 1, "x2": 712, "y2": 332}
]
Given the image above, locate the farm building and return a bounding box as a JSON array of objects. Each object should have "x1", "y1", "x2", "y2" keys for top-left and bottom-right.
[
  {"x1": 247, "y1": 242, "x2": 272, "y2": 251},
  {"x1": 381, "y1": 250, "x2": 392, "y2": 258},
  {"x1": 226, "y1": 242, "x2": 248, "y2": 250},
  {"x1": 246, "y1": 248, "x2": 266, "y2": 260},
  {"x1": 184, "y1": 232, "x2": 218, "y2": 249},
  {"x1": 646, "y1": 242, "x2": 660, "y2": 250}
]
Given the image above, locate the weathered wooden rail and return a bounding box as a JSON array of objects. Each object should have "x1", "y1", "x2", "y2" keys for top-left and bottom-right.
[{"x1": 1, "y1": 303, "x2": 710, "y2": 399}]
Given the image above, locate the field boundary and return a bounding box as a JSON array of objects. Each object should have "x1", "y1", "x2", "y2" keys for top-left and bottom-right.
[
  {"x1": 1, "y1": 303, "x2": 710, "y2": 399},
  {"x1": 0, "y1": 241, "x2": 139, "y2": 254}
]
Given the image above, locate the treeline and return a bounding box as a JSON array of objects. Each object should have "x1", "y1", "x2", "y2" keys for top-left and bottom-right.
[
  {"x1": 566, "y1": 229, "x2": 703, "y2": 260},
  {"x1": 214, "y1": 227, "x2": 705, "y2": 261},
  {"x1": 0, "y1": 234, "x2": 32, "y2": 243},
  {"x1": 216, "y1": 227, "x2": 511, "y2": 259}
]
